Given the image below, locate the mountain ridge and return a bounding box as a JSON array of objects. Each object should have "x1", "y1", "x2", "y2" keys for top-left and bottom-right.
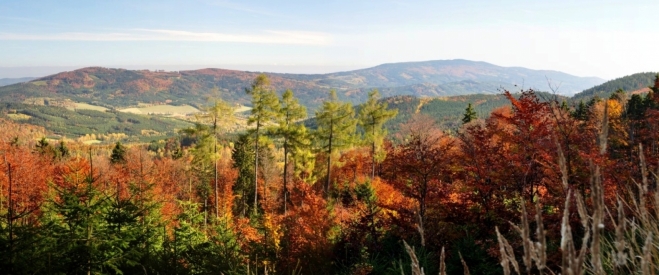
[{"x1": 0, "y1": 59, "x2": 605, "y2": 110}]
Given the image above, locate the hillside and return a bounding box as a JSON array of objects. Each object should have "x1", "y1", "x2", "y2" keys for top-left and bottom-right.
[
  {"x1": 0, "y1": 60, "x2": 604, "y2": 111},
  {"x1": 572, "y1": 72, "x2": 658, "y2": 101},
  {"x1": 0, "y1": 102, "x2": 193, "y2": 140}
]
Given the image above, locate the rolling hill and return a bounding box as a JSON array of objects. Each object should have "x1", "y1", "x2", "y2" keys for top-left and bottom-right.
[
  {"x1": 0, "y1": 60, "x2": 604, "y2": 111},
  {"x1": 572, "y1": 72, "x2": 658, "y2": 101}
]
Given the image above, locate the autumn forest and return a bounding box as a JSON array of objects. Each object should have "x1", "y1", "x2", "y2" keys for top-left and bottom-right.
[{"x1": 3, "y1": 74, "x2": 659, "y2": 275}]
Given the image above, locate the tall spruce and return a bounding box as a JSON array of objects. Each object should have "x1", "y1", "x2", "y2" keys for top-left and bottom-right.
[
  {"x1": 275, "y1": 89, "x2": 308, "y2": 213},
  {"x1": 245, "y1": 74, "x2": 280, "y2": 213},
  {"x1": 358, "y1": 89, "x2": 397, "y2": 179},
  {"x1": 110, "y1": 142, "x2": 127, "y2": 164},
  {"x1": 462, "y1": 103, "x2": 478, "y2": 124},
  {"x1": 315, "y1": 89, "x2": 357, "y2": 193}
]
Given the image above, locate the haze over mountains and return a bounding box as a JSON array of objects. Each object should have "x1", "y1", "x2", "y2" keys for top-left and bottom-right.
[
  {"x1": 0, "y1": 77, "x2": 36, "y2": 87},
  {"x1": 0, "y1": 59, "x2": 605, "y2": 110}
]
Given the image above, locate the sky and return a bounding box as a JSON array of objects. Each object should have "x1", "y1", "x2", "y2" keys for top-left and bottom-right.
[{"x1": 0, "y1": 0, "x2": 657, "y2": 79}]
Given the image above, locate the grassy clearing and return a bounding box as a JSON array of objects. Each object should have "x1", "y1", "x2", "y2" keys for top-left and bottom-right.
[
  {"x1": 7, "y1": 113, "x2": 31, "y2": 120},
  {"x1": 72, "y1": 103, "x2": 109, "y2": 111},
  {"x1": 119, "y1": 104, "x2": 200, "y2": 115}
]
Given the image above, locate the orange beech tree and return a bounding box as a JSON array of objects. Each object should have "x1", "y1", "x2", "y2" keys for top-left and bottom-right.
[{"x1": 382, "y1": 114, "x2": 457, "y2": 247}]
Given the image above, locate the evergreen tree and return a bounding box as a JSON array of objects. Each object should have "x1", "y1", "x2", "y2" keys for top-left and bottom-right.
[
  {"x1": 358, "y1": 89, "x2": 398, "y2": 179},
  {"x1": 571, "y1": 101, "x2": 590, "y2": 121},
  {"x1": 57, "y1": 140, "x2": 70, "y2": 159},
  {"x1": 245, "y1": 74, "x2": 281, "y2": 213},
  {"x1": 315, "y1": 89, "x2": 357, "y2": 193},
  {"x1": 274, "y1": 89, "x2": 308, "y2": 212},
  {"x1": 198, "y1": 93, "x2": 235, "y2": 220},
  {"x1": 110, "y1": 142, "x2": 127, "y2": 164},
  {"x1": 231, "y1": 133, "x2": 255, "y2": 217},
  {"x1": 35, "y1": 137, "x2": 51, "y2": 155},
  {"x1": 461, "y1": 103, "x2": 478, "y2": 124}
]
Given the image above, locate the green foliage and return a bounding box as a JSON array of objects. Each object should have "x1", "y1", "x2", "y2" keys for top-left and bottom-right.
[
  {"x1": 358, "y1": 89, "x2": 398, "y2": 177},
  {"x1": 274, "y1": 89, "x2": 310, "y2": 210},
  {"x1": 0, "y1": 102, "x2": 192, "y2": 139},
  {"x1": 462, "y1": 103, "x2": 478, "y2": 124},
  {"x1": 110, "y1": 142, "x2": 127, "y2": 164},
  {"x1": 315, "y1": 89, "x2": 357, "y2": 191},
  {"x1": 232, "y1": 133, "x2": 256, "y2": 217},
  {"x1": 573, "y1": 72, "x2": 658, "y2": 101},
  {"x1": 245, "y1": 74, "x2": 281, "y2": 213}
]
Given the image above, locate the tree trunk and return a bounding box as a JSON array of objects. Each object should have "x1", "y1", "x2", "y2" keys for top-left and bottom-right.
[
  {"x1": 254, "y1": 123, "x2": 260, "y2": 214},
  {"x1": 326, "y1": 119, "x2": 333, "y2": 193},
  {"x1": 283, "y1": 141, "x2": 288, "y2": 214}
]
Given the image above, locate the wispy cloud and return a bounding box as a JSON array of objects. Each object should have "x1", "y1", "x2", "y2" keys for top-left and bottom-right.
[
  {"x1": 199, "y1": 0, "x2": 278, "y2": 17},
  {"x1": 0, "y1": 29, "x2": 331, "y2": 45}
]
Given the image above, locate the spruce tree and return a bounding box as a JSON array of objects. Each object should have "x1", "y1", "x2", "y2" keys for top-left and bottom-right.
[
  {"x1": 462, "y1": 103, "x2": 478, "y2": 124},
  {"x1": 315, "y1": 89, "x2": 357, "y2": 193},
  {"x1": 358, "y1": 89, "x2": 397, "y2": 179},
  {"x1": 245, "y1": 74, "x2": 280, "y2": 213},
  {"x1": 110, "y1": 142, "x2": 127, "y2": 164}
]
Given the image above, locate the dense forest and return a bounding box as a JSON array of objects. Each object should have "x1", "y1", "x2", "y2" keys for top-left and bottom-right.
[
  {"x1": 2, "y1": 74, "x2": 659, "y2": 275},
  {"x1": 572, "y1": 72, "x2": 657, "y2": 101}
]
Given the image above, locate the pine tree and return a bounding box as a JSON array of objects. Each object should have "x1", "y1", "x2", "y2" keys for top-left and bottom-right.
[
  {"x1": 274, "y1": 89, "x2": 308, "y2": 213},
  {"x1": 358, "y1": 89, "x2": 397, "y2": 179},
  {"x1": 571, "y1": 101, "x2": 590, "y2": 121},
  {"x1": 111, "y1": 142, "x2": 127, "y2": 164},
  {"x1": 245, "y1": 74, "x2": 281, "y2": 214},
  {"x1": 315, "y1": 89, "x2": 357, "y2": 193},
  {"x1": 462, "y1": 103, "x2": 478, "y2": 124}
]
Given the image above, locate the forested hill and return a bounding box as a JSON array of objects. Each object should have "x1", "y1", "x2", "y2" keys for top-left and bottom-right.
[
  {"x1": 0, "y1": 60, "x2": 603, "y2": 110},
  {"x1": 572, "y1": 72, "x2": 658, "y2": 101}
]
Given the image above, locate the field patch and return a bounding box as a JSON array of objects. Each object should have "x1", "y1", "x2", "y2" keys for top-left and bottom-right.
[
  {"x1": 7, "y1": 113, "x2": 31, "y2": 120},
  {"x1": 119, "y1": 104, "x2": 200, "y2": 116},
  {"x1": 71, "y1": 103, "x2": 109, "y2": 111}
]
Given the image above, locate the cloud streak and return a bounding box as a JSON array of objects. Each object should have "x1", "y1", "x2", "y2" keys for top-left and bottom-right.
[{"x1": 0, "y1": 29, "x2": 331, "y2": 45}]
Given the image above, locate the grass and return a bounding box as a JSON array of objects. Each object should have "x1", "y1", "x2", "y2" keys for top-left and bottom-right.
[
  {"x1": 119, "y1": 104, "x2": 200, "y2": 115},
  {"x1": 7, "y1": 113, "x2": 31, "y2": 120},
  {"x1": 71, "y1": 102, "x2": 109, "y2": 112}
]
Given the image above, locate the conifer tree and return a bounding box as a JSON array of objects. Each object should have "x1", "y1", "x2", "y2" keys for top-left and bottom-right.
[
  {"x1": 315, "y1": 90, "x2": 357, "y2": 193},
  {"x1": 198, "y1": 92, "x2": 235, "y2": 220},
  {"x1": 111, "y1": 142, "x2": 127, "y2": 164},
  {"x1": 274, "y1": 89, "x2": 308, "y2": 212},
  {"x1": 358, "y1": 89, "x2": 397, "y2": 179},
  {"x1": 57, "y1": 140, "x2": 70, "y2": 159},
  {"x1": 462, "y1": 103, "x2": 478, "y2": 124},
  {"x1": 245, "y1": 74, "x2": 280, "y2": 213}
]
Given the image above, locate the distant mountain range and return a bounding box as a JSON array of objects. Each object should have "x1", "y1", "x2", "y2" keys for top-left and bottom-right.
[
  {"x1": 0, "y1": 60, "x2": 605, "y2": 110},
  {"x1": 0, "y1": 77, "x2": 37, "y2": 87}
]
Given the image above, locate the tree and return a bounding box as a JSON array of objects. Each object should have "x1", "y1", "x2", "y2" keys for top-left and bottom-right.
[
  {"x1": 232, "y1": 133, "x2": 255, "y2": 217},
  {"x1": 315, "y1": 90, "x2": 357, "y2": 193},
  {"x1": 110, "y1": 142, "x2": 127, "y2": 164},
  {"x1": 274, "y1": 89, "x2": 308, "y2": 213},
  {"x1": 462, "y1": 103, "x2": 478, "y2": 124},
  {"x1": 57, "y1": 140, "x2": 70, "y2": 159},
  {"x1": 382, "y1": 114, "x2": 453, "y2": 246},
  {"x1": 245, "y1": 74, "x2": 281, "y2": 213},
  {"x1": 198, "y1": 93, "x2": 235, "y2": 220},
  {"x1": 358, "y1": 89, "x2": 398, "y2": 179}
]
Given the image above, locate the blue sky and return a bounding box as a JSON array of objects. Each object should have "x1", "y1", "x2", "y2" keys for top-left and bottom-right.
[{"x1": 0, "y1": 0, "x2": 657, "y2": 79}]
